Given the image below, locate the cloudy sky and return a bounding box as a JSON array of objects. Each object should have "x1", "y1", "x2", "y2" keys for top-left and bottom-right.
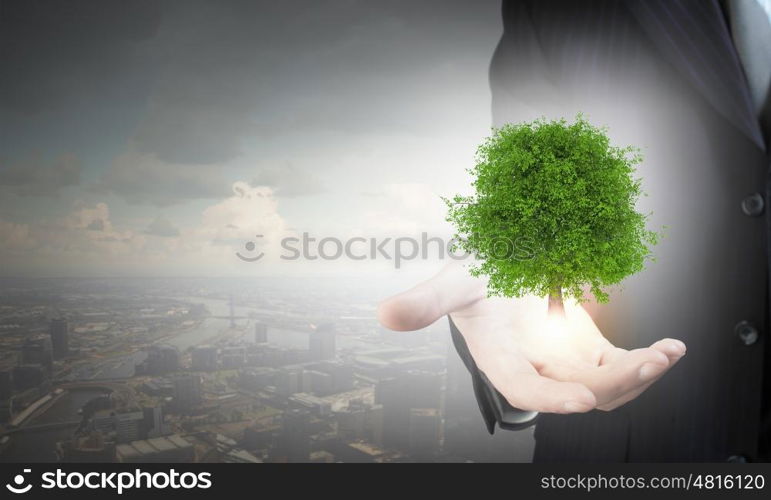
[{"x1": 0, "y1": 0, "x2": 502, "y2": 278}]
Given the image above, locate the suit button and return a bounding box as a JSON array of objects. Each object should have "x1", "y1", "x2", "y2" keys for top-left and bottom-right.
[
  {"x1": 735, "y1": 321, "x2": 759, "y2": 346},
  {"x1": 741, "y1": 193, "x2": 764, "y2": 216},
  {"x1": 726, "y1": 455, "x2": 748, "y2": 463}
]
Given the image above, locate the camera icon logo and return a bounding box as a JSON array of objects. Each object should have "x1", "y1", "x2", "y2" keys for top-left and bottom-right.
[{"x1": 5, "y1": 469, "x2": 32, "y2": 494}]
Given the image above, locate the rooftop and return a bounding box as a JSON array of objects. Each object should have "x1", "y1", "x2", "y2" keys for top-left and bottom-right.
[{"x1": 115, "y1": 434, "x2": 193, "y2": 458}]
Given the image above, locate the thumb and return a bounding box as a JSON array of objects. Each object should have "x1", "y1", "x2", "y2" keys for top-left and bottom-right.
[{"x1": 378, "y1": 262, "x2": 485, "y2": 331}]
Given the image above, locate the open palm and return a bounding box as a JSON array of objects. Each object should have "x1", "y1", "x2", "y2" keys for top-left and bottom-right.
[{"x1": 378, "y1": 262, "x2": 686, "y2": 414}]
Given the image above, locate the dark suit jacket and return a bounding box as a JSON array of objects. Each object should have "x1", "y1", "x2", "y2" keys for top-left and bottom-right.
[{"x1": 454, "y1": 0, "x2": 770, "y2": 462}]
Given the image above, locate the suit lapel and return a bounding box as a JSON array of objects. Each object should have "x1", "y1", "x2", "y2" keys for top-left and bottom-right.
[{"x1": 625, "y1": 0, "x2": 765, "y2": 150}]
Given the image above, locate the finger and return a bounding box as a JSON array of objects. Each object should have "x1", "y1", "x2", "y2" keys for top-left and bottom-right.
[
  {"x1": 563, "y1": 347, "x2": 670, "y2": 405},
  {"x1": 377, "y1": 261, "x2": 485, "y2": 331},
  {"x1": 598, "y1": 346, "x2": 629, "y2": 366},
  {"x1": 477, "y1": 349, "x2": 597, "y2": 414},
  {"x1": 491, "y1": 370, "x2": 598, "y2": 414},
  {"x1": 599, "y1": 338, "x2": 685, "y2": 366},
  {"x1": 649, "y1": 338, "x2": 687, "y2": 359},
  {"x1": 597, "y1": 339, "x2": 686, "y2": 410}
]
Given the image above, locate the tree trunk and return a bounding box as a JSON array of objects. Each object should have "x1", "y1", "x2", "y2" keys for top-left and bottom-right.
[{"x1": 548, "y1": 286, "x2": 565, "y2": 317}]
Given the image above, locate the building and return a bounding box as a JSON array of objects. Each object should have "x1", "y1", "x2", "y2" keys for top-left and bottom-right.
[
  {"x1": 288, "y1": 393, "x2": 331, "y2": 417},
  {"x1": 116, "y1": 435, "x2": 195, "y2": 463},
  {"x1": 353, "y1": 347, "x2": 445, "y2": 378},
  {"x1": 376, "y1": 370, "x2": 443, "y2": 451},
  {"x1": 21, "y1": 335, "x2": 53, "y2": 372},
  {"x1": 12, "y1": 364, "x2": 48, "y2": 391},
  {"x1": 92, "y1": 409, "x2": 145, "y2": 443},
  {"x1": 335, "y1": 399, "x2": 384, "y2": 445},
  {"x1": 336, "y1": 404, "x2": 366, "y2": 441},
  {"x1": 140, "y1": 378, "x2": 174, "y2": 397},
  {"x1": 223, "y1": 448, "x2": 262, "y2": 463},
  {"x1": 220, "y1": 346, "x2": 245, "y2": 368},
  {"x1": 260, "y1": 345, "x2": 306, "y2": 367},
  {"x1": 144, "y1": 345, "x2": 180, "y2": 374},
  {"x1": 324, "y1": 440, "x2": 388, "y2": 463},
  {"x1": 57, "y1": 432, "x2": 116, "y2": 462},
  {"x1": 274, "y1": 366, "x2": 303, "y2": 396},
  {"x1": 303, "y1": 370, "x2": 333, "y2": 395},
  {"x1": 173, "y1": 374, "x2": 202, "y2": 410},
  {"x1": 308, "y1": 323, "x2": 335, "y2": 360},
  {"x1": 254, "y1": 323, "x2": 268, "y2": 344},
  {"x1": 191, "y1": 346, "x2": 218, "y2": 371},
  {"x1": 143, "y1": 406, "x2": 169, "y2": 438},
  {"x1": 275, "y1": 409, "x2": 311, "y2": 462},
  {"x1": 311, "y1": 359, "x2": 354, "y2": 394},
  {"x1": 408, "y1": 408, "x2": 442, "y2": 457},
  {"x1": 49, "y1": 318, "x2": 69, "y2": 359},
  {"x1": 115, "y1": 411, "x2": 144, "y2": 443}
]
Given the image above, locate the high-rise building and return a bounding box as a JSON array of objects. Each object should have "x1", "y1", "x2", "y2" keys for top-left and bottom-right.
[
  {"x1": 173, "y1": 374, "x2": 202, "y2": 410},
  {"x1": 376, "y1": 370, "x2": 443, "y2": 452},
  {"x1": 191, "y1": 346, "x2": 218, "y2": 371},
  {"x1": 144, "y1": 345, "x2": 180, "y2": 374},
  {"x1": 376, "y1": 376, "x2": 410, "y2": 450},
  {"x1": 312, "y1": 360, "x2": 354, "y2": 394},
  {"x1": 309, "y1": 323, "x2": 335, "y2": 360},
  {"x1": 254, "y1": 323, "x2": 268, "y2": 344},
  {"x1": 408, "y1": 408, "x2": 442, "y2": 457},
  {"x1": 49, "y1": 318, "x2": 69, "y2": 359},
  {"x1": 336, "y1": 404, "x2": 367, "y2": 441},
  {"x1": 115, "y1": 411, "x2": 145, "y2": 443},
  {"x1": 274, "y1": 366, "x2": 303, "y2": 396},
  {"x1": 92, "y1": 409, "x2": 145, "y2": 443},
  {"x1": 335, "y1": 398, "x2": 383, "y2": 444},
  {"x1": 143, "y1": 406, "x2": 170, "y2": 438},
  {"x1": 276, "y1": 408, "x2": 311, "y2": 462},
  {"x1": 21, "y1": 335, "x2": 53, "y2": 372}
]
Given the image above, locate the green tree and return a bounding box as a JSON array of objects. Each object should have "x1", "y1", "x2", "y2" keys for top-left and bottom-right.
[{"x1": 445, "y1": 115, "x2": 660, "y2": 315}]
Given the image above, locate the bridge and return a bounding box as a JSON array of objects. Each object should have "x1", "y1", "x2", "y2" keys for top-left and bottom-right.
[{"x1": 209, "y1": 294, "x2": 249, "y2": 328}]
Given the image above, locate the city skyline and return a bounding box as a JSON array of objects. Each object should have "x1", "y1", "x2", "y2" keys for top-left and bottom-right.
[{"x1": 0, "y1": 276, "x2": 534, "y2": 462}]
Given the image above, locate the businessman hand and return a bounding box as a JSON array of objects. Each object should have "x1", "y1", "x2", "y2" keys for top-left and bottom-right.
[{"x1": 378, "y1": 262, "x2": 686, "y2": 414}]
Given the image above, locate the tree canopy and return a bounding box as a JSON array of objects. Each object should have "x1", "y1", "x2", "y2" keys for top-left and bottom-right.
[{"x1": 445, "y1": 115, "x2": 660, "y2": 306}]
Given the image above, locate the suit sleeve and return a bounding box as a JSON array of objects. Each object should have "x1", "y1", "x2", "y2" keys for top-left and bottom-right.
[{"x1": 448, "y1": 316, "x2": 538, "y2": 433}]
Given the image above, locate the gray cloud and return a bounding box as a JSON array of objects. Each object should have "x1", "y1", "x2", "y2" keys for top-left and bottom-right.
[
  {"x1": 2, "y1": 0, "x2": 499, "y2": 209},
  {"x1": 127, "y1": 0, "x2": 499, "y2": 164},
  {"x1": 251, "y1": 163, "x2": 325, "y2": 197},
  {"x1": 96, "y1": 151, "x2": 229, "y2": 206},
  {"x1": 144, "y1": 216, "x2": 180, "y2": 237},
  {"x1": 0, "y1": 0, "x2": 162, "y2": 114},
  {"x1": 0, "y1": 153, "x2": 81, "y2": 196},
  {"x1": 86, "y1": 219, "x2": 105, "y2": 231}
]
